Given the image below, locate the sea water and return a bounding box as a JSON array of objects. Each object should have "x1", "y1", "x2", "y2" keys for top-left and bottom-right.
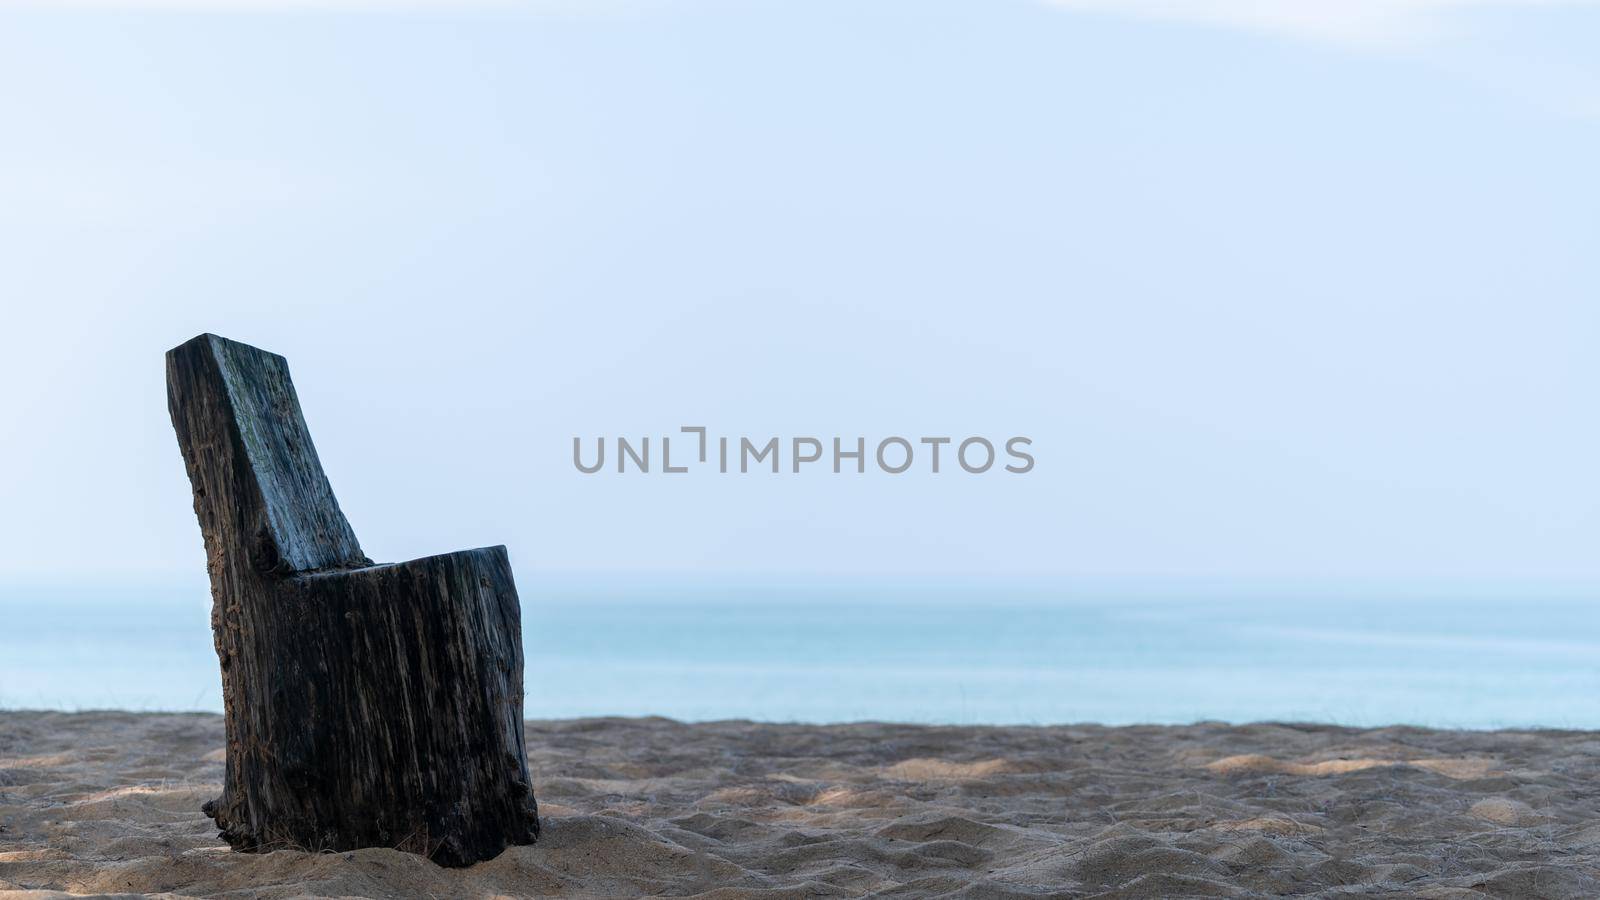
[{"x1": 3, "y1": 579, "x2": 1598, "y2": 728}]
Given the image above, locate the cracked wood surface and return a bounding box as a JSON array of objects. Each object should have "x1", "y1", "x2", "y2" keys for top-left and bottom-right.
[{"x1": 165, "y1": 333, "x2": 538, "y2": 867}]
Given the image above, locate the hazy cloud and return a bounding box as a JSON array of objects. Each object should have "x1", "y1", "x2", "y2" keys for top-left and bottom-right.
[
  {"x1": 1044, "y1": 0, "x2": 1599, "y2": 49},
  {"x1": 2, "y1": 0, "x2": 1592, "y2": 46},
  {"x1": 1043, "y1": 0, "x2": 1600, "y2": 117}
]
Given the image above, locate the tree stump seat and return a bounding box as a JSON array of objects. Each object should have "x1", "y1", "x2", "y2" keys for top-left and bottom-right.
[{"x1": 167, "y1": 333, "x2": 538, "y2": 867}]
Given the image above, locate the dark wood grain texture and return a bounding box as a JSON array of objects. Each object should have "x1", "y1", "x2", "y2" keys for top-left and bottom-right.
[{"x1": 166, "y1": 333, "x2": 538, "y2": 867}]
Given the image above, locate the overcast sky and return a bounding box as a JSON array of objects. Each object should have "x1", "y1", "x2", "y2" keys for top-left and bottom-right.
[{"x1": 1, "y1": 0, "x2": 1596, "y2": 585}]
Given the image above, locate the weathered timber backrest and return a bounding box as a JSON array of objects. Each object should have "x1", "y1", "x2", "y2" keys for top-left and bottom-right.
[{"x1": 167, "y1": 333, "x2": 368, "y2": 575}]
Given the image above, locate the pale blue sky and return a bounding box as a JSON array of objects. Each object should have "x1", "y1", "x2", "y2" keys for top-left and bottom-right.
[{"x1": 1, "y1": 0, "x2": 1596, "y2": 583}]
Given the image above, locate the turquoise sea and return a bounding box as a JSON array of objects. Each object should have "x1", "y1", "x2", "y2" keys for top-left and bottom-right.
[{"x1": 3, "y1": 580, "x2": 1598, "y2": 728}]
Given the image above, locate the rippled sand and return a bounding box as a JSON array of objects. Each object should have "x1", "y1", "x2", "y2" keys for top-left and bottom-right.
[{"x1": 2, "y1": 712, "x2": 1598, "y2": 898}]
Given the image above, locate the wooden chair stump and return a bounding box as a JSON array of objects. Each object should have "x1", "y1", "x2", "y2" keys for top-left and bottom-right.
[{"x1": 166, "y1": 333, "x2": 538, "y2": 867}]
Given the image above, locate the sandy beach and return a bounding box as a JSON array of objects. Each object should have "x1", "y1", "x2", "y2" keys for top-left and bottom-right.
[{"x1": 2, "y1": 712, "x2": 1597, "y2": 898}]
